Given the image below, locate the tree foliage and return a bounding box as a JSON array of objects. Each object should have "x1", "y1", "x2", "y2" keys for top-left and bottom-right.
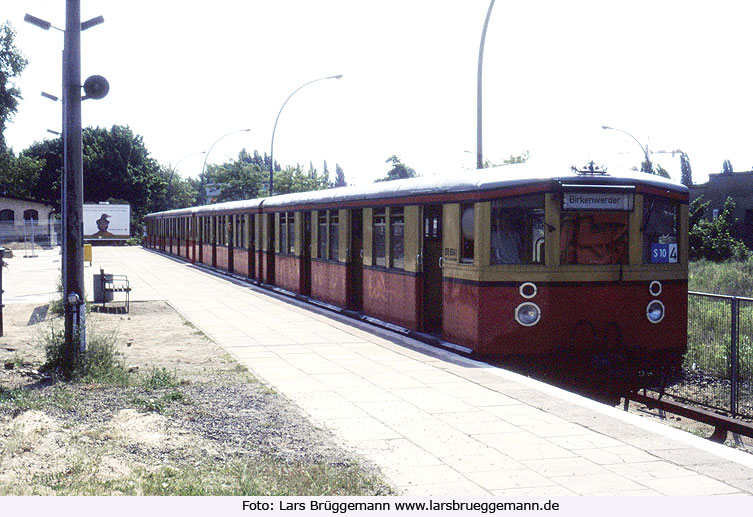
[
  {"x1": 376, "y1": 155, "x2": 417, "y2": 182},
  {"x1": 204, "y1": 150, "x2": 331, "y2": 202},
  {"x1": 0, "y1": 21, "x2": 27, "y2": 151},
  {"x1": 680, "y1": 152, "x2": 693, "y2": 186},
  {"x1": 0, "y1": 150, "x2": 44, "y2": 198},
  {"x1": 481, "y1": 151, "x2": 530, "y2": 168},
  {"x1": 24, "y1": 125, "x2": 182, "y2": 235},
  {"x1": 722, "y1": 159, "x2": 734, "y2": 174},
  {"x1": 334, "y1": 163, "x2": 347, "y2": 187},
  {"x1": 654, "y1": 164, "x2": 671, "y2": 179},
  {"x1": 689, "y1": 196, "x2": 749, "y2": 262}
]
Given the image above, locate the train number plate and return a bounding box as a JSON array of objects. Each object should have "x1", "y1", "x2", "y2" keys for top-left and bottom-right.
[{"x1": 651, "y1": 243, "x2": 678, "y2": 263}]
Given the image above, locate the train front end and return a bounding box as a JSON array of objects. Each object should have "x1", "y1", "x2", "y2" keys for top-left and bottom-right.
[{"x1": 441, "y1": 164, "x2": 689, "y2": 377}]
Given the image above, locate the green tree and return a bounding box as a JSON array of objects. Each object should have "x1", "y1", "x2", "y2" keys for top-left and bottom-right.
[
  {"x1": 204, "y1": 149, "x2": 266, "y2": 203},
  {"x1": 376, "y1": 155, "x2": 417, "y2": 182},
  {"x1": 722, "y1": 159, "x2": 734, "y2": 174},
  {"x1": 25, "y1": 125, "x2": 167, "y2": 235},
  {"x1": 482, "y1": 151, "x2": 530, "y2": 168},
  {"x1": 680, "y1": 152, "x2": 693, "y2": 186},
  {"x1": 273, "y1": 163, "x2": 329, "y2": 195},
  {"x1": 334, "y1": 163, "x2": 347, "y2": 187},
  {"x1": 23, "y1": 137, "x2": 63, "y2": 203},
  {"x1": 654, "y1": 164, "x2": 671, "y2": 179},
  {"x1": 689, "y1": 196, "x2": 748, "y2": 261},
  {"x1": 0, "y1": 21, "x2": 27, "y2": 151},
  {"x1": 0, "y1": 150, "x2": 44, "y2": 198}
]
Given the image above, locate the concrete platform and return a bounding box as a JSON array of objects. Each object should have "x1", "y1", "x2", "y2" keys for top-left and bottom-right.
[{"x1": 4, "y1": 246, "x2": 753, "y2": 496}]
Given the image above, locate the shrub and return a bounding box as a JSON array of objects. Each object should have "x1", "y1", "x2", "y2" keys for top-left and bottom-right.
[
  {"x1": 42, "y1": 325, "x2": 130, "y2": 384},
  {"x1": 689, "y1": 196, "x2": 749, "y2": 262}
]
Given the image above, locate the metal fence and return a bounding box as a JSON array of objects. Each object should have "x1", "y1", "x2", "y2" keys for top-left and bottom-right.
[
  {"x1": 658, "y1": 292, "x2": 753, "y2": 418},
  {"x1": 0, "y1": 220, "x2": 61, "y2": 252}
]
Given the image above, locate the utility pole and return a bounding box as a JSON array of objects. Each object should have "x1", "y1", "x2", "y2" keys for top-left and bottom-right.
[{"x1": 63, "y1": 0, "x2": 85, "y2": 376}]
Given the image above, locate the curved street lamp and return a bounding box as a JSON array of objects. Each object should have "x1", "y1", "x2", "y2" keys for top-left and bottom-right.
[
  {"x1": 167, "y1": 151, "x2": 206, "y2": 210},
  {"x1": 602, "y1": 125, "x2": 652, "y2": 173},
  {"x1": 199, "y1": 129, "x2": 252, "y2": 205},
  {"x1": 477, "y1": 0, "x2": 496, "y2": 170},
  {"x1": 269, "y1": 74, "x2": 343, "y2": 196}
]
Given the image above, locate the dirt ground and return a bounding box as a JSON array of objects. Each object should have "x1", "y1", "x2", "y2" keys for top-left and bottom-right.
[{"x1": 0, "y1": 301, "x2": 390, "y2": 495}]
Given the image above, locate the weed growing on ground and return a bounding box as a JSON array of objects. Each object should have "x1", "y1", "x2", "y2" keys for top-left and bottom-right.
[{"x1": 41, "y1": 324, "x2": 129, "y2": 385}]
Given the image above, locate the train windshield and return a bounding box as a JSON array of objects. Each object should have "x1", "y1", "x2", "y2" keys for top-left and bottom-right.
[
  {"x1": 560, "y1": 212, "x2": 629, "y2": 265},
  {"x1": 643, "y1": 196, "x2": 679, "y2": 264},
  {"x1": 489, "y1": 195, "x2": 545, "y2": 265}
]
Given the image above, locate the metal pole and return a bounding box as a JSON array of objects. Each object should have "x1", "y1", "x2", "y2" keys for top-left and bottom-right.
[
  {"x1": 0, "y1": 247, "x2": 5, "y2": 337},
  {"x1": 63, "y1": 0, "x2": 85, "y2": 375},
  {"x1": 602, "y1": 125, "x2": 652, "y2": 173},
  {"x1": 269, "y1": 74, "x2": 342, "y2": 196},
  {"x1": 199, "y1": 129, "x2": 251, "y2": 206},
  {"x1": 477, "y1": 0, "x2": 496, "y2": 170},
  {"x1": 730, "y1": 297, "x2": 739, "y2": 416}
]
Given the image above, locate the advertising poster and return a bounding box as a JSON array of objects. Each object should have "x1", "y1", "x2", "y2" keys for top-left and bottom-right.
[{"x1": 83, "y1": 204, "x2": 130, "y2": 240}]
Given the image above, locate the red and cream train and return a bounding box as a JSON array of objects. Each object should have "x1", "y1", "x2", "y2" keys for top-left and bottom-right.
[{"x1": 145, "y1": 161, "x2": 688, "y2": 370}]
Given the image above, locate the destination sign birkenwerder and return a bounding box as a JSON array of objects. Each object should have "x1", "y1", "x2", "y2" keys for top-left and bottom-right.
[{"x1": 563, "y1": 192, "x2": 633, "y2": 211}]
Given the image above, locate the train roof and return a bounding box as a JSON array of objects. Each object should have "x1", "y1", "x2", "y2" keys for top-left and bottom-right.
[{"x1": 147, "y1": 159, "x2": 688, "y2": 218}]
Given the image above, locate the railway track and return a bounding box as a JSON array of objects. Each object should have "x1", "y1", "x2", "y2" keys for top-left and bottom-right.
[{"x1": 625, "y1": 390, "x2": 753, "y2": 444}]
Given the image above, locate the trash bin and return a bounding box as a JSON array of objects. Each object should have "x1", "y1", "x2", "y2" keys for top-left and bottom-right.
[{"x1": 92, "y1": 270, "x2": 114, "y2": 303}]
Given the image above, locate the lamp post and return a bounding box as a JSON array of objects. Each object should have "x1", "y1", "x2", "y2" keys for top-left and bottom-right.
[
  {"x1": 199, "y1": 129, "x2": 251, "y2": 206},
  {"x1": 25, "y1": 3, "x2": 104, "y2": 377},
  {"x1": 269, "y1": 74, "x2": 343, "y2": 196},
  {"x1": 601, "y1": 125, "x2": 652, "y2": 173},
  {"x1": 167, "y1": 151, "x2": 206, "y2": 210},
  {"x1": 477, "y1": 0, "x2": 496, "y2": 170}
]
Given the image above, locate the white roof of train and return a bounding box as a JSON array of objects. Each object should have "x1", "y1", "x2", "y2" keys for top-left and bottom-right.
[{"x1": 148, "y1": 159, "x2": 687, "y2": 218}]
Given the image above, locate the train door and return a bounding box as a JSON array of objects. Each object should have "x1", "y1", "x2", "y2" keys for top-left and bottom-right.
[
  {"x1": 422, "y1": 204, "x2": 443, "y2": 334},
  {"x1": 302, "y1": 212, "x2": 312, "y2": 295},
  {"x1": 227, "y1": 215, "x2": 234, "y2": 274},
  {"x1": 247, "y1": 214, "x2": 255, "y2": 280},
  {"x1": 349, "y1": 209, "x2": 364, "y2": 311}
]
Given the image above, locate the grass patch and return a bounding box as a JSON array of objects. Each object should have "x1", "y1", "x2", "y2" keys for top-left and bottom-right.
[
  {"x1": 0, "y1": 384, "x2": 78, "y2": 412},
  {"x1": 17, "y1": 455, "x2": 391, "y2": 496},
  {"x1": 689, "y1": 258, "x2": 753, "y2": 297},
  {"x1": 141, "y1": 367, "x2": 181, "y2": 389}
]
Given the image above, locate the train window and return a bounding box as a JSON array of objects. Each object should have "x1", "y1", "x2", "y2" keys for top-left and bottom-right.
[
  {"x1": 390, "y1": 209, "x2": 405, "y2": 269},
  {"x1": 461, "y1": 204, "x2": 474, "y2": 263},
  {"x1": 643, "y1": 197, "x2": 679, "y2": 264},
  {"x1": 490, "y1": 197, "x2": 545, "y2": 265},
  {"x1": 317, "y1": 213, "x2": 328, "y2": 259},
  {"x1": 373, "y1": 210, "x2": 387, "y2": 267},
  {"x1": 287, "y1": 212, "x2": 295, "y2": 254},
  {"x1": 328, "y1": 210, "x2": 339, "y2": 262},
  {"x1": 279, "y1": 214, "x2": 287, "y2": 253},
  {"x1": 237, "y1": 216, "x2": 245, "y2": 248},
  {"x1": 560, "y1": 212, "x2": 629, "y2": 265}
]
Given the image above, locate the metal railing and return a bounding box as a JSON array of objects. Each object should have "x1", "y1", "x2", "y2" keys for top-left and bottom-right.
[{"x1": 657, "y1": 292, "x2": 753, "y2": 418}]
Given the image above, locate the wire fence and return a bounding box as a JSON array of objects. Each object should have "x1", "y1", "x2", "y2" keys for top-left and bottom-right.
[
  {"x1": 0, "y1": 220, "x2": 61, "y2": 252},
  {"x1": 657, "y1": 292, "x2": 753, "y2": 418}
]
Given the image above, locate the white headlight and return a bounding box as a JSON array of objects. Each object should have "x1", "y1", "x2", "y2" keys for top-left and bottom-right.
[
  {"x1": 515, "y1": 302, "x2": 541, "y2": 326},
  {"x1": 646, "y1": 300, "x2": 665, "y2": 323}
]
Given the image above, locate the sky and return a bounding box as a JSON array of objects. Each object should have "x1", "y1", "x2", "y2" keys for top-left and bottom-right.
[{"x1": 4, "y1": 0, "x2": 753, "y2": 188}]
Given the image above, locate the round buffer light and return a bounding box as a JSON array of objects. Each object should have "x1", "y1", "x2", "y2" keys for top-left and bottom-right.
[
  {"x1": 646, "y1": 300, "x2": 665, "y2": 324},
  {"x1": 649, "y1": 280, "x2": 662, "y2": 297},
  {"x1": 515, "y1": 302, "x2": 541, "y2": 326},
  {"x1": 519, "y1": 282, "x2": 537, "y2": 299}
]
